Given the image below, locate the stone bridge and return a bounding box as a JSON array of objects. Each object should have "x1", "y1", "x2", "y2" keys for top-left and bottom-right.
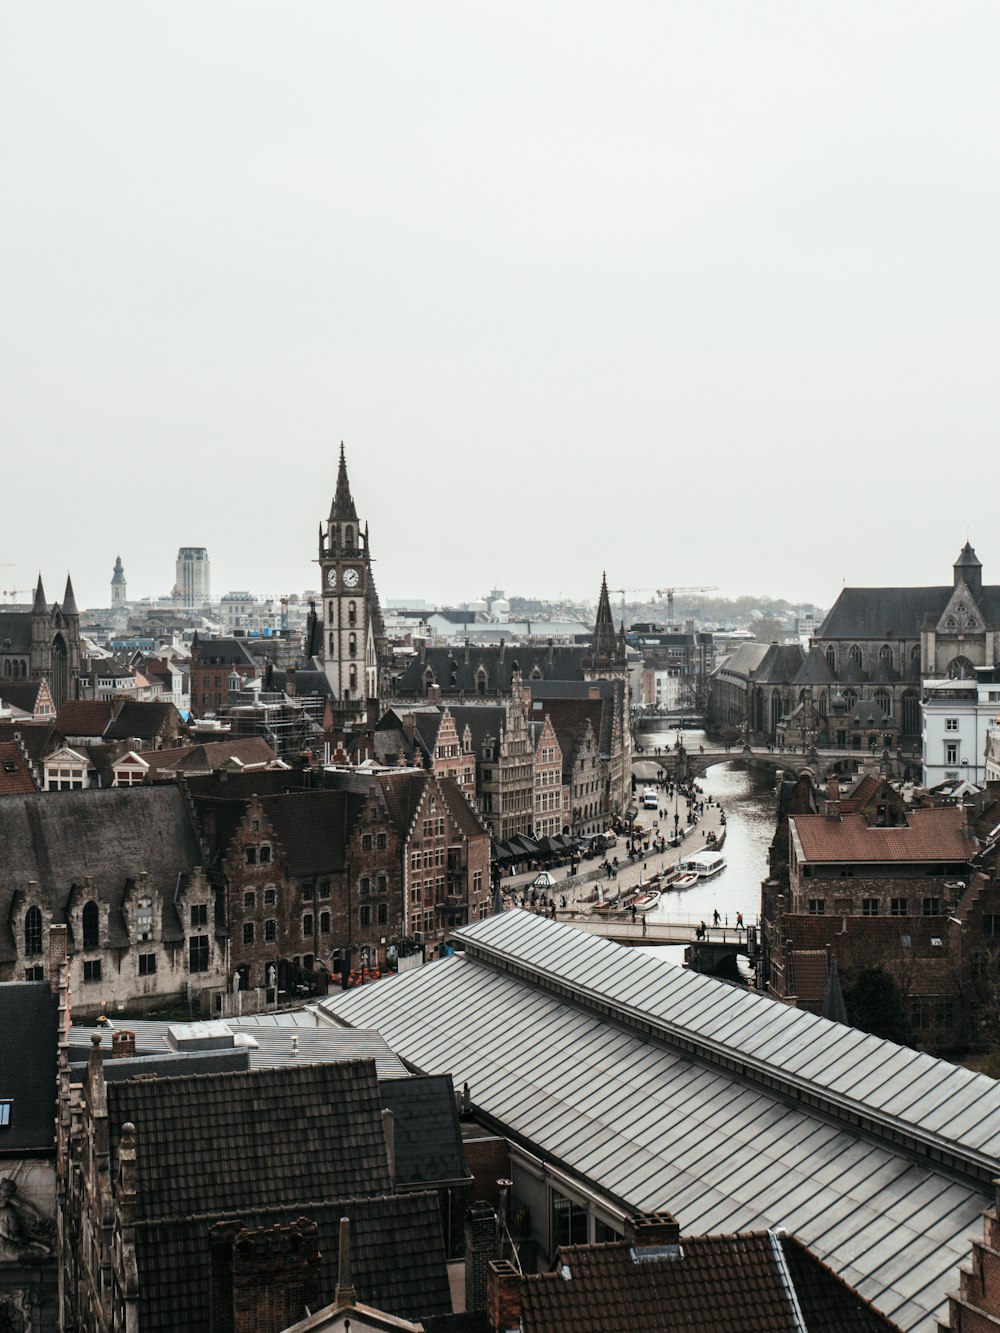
[{"x1": 632, "y1": 743, "x2": 916, "y2": 784}]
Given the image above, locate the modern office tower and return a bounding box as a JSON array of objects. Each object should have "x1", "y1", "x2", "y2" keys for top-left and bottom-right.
[{"x1": 175, "y1": 547, "x2": 211, "y2": 608}]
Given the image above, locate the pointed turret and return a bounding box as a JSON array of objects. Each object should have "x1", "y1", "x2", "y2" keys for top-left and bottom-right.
[
  {"x1": 62, "y1": 574, "x2": 78, "y2": 617},
  {"x1": 592, "y1": 572, "x2": 617, "y2": 658},
  {"x1": 954, "y1": 541, "x2": 983, "y2": 597},
  {"x1": 329, "y1": 442, "x2": 359, "y2": 522},
  {"x1": 32, "y1": 575, "x2": 47, "y2": 614}
]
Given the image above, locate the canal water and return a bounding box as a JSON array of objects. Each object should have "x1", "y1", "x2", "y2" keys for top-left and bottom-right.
[{"x1": 637, "y1": 728, "x2": 779, "y2": 963}]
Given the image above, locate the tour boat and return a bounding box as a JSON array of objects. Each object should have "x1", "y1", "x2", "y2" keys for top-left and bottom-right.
[
  {"x1": 631, "y1": 889, "x2": 661, "y2": 912},
  {"x1": 678, "y1": 850, "x2": 727, "y2": 879}
]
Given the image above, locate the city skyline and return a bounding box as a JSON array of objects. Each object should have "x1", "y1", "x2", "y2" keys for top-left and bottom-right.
[{"x1": 4, "y1": 4, "x2": 999, "y2": 609}]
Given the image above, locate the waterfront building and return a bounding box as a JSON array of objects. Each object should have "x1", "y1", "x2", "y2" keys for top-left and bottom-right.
[
  {"x1": 174, "y1": 545, "x2": 210, "y2": 608},
  {"x1": 921, "y1": 667, "x2": 1000, "y2": 787}
]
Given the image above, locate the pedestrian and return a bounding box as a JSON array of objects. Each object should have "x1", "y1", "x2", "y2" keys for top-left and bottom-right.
[
  {"x1": 736, "y1": 911, "x2": 744, "y2": 929},
  {"x1": 630, "y1": 904, "x2": 637, "y2": 923},
  {"x1": 642, "y1": 914, "x2": 647, "y2": 937},
  {"x1": 713, "y1": 909, "x2": 720, "y2": 927}
]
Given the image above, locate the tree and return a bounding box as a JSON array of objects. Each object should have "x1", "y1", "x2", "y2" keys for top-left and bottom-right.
[{"x1": 842, "y1": 966, "x2": 913, "y2": 1046}]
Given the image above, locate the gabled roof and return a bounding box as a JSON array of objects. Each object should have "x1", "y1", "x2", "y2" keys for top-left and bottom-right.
[
  {"x1": 103, "y1": 700, "x2": 180, "y2": 740},
  {"x1": 518, "y1": 1229, "x2": 900, "y2": 1332},
  {"x1": 791, "y1": 806, "x2": 972, "y2": 862},
  {"x1": 54, "y1": 699, "x2": 116, "y2": 736},
  {"x1": 817, "y1": 585, "x2": 1000, "y2": 639}
]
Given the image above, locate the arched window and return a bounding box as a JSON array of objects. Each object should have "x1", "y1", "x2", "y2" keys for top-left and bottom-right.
[
  {"x1": 530, "y1": 665, "x2": 543, "y2": 680},
  {"x1": 345, "y1": 526, "x2": 354, "y2": 550},
  {"x1": 320, "y1": 911, "x2": 331, "y2": 934},
  {"x1": 348, "y1": 600, "x2": 357, "y2": 626},
  {"x1": 825, "y1": 645, "x2": 836, "y2": 672},
  {"x1": 879, "y1": 644, "x2": 893, "y2": 666},
  {"x1": 348, "y1": 633, "x2": 357, "y2": 658},
  {"x1": 818, "y1": 692, "x2": 828, "y2": 717},
  {"x1": 770, "y1": 692, "x2": 782, "y2": 733},
  {"x1": 902, "y1": 689, "x2": 920, "y2": 737},
  {"x1": 948, "y1": 656, "x2": 975, "y2": 680},
  {"x1": 2, "y1": 661, "x2": 9, "y2": 679},
  {"x1": 945, "y1": 616, "x2": 957, "y2": 629},
  {"x1": 843, "y1": 689, "x2": 858, "y2": 709},
  {"x1": 849, "y1": 645, "x2": 863, "y2": 668},
  {"x1": 967, "y1": 617, "x2": 978, "y2": 629},
  {"x1": 82, "y1": 901, "x2": 99, "y2": 951},
  {"x1": 476, "y1": 667, "x2": 487, "y2": 697},
  {"x1": 349, "y1": 664, "x2": 358, "y2": 693},
  {"x1": 873, "y1": 690, "x2": 892, "y2": 718},
  {"x1": 24, "y1": 906, "x2": 42, "y2": 956}
]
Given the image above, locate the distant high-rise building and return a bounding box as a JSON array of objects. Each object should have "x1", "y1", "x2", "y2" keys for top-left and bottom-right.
[
  {"x1": 175, "y1": 547, "x2": 210, "y2": 609},
  {"x1": 111, "y1": 555, "x2": 127, "y2": 608}
]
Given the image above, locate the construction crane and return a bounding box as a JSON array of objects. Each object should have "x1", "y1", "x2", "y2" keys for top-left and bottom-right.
[
  {"x1": 2, "y1": 588, "x2": 28, "y2": 603},
  {"x1": 656, "y1": 586, "x2": 719, "y2": 626},
  {"x1": 608, "y1": 588, "x2": 657, "y2": 623}
]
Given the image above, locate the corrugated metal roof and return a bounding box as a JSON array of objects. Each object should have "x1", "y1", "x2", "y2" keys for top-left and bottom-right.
[{"x1": 318, "y1": 912, "x2": 1000, "y2": 1333}]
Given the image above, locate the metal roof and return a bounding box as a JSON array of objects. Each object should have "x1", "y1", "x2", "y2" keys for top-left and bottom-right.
[
  {"x1": 319, "y1": 911, "x2": 1000, "y2": 1333},
  {"x1": 69, "y1": 1016, "x2": 409, "y2": 1078}
]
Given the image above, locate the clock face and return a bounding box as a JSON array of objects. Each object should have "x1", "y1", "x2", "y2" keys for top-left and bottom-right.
[
  {"x1": 343, "y1": 568, "x2": 360, "y2": 589},
  {"x1": 326, "y1": 569, "x2": 337, "y2": 588}
]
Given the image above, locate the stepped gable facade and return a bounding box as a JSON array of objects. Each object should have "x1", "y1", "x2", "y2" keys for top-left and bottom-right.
[
  {"x1": 0, "y1": 786, "x2": 226, "y2": 1015},
  {"x1": 59, "y1": 1053, "x2": 453, "y2": 1332},
  {"x1": 0, "y1": 575, "x2": 82, "y2": 710}
]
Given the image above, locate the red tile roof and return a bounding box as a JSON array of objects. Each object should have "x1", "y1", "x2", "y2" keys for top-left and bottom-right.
[
  {"x1": 792, "y1": 806, "x2": 972, "y2": 862},
  {"x1": 0, "y1": 742, "x2": 38, "y2": 796},
  {"x1": 53, "y1": 700, "x2": 115, "y2": 736}
]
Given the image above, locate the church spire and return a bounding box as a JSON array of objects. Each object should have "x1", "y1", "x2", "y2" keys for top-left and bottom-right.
[
  {"x1": 954, "y1": 541, "x2": 983, "y2": 597},
  {"x1": 591, "y1": 573, "x2": 617, "y2": 661},
  {"x1": 32, "y1": 575, "x2": 47, "y2": 614},
  {"x1": 62, "y1": 574, "x2": 78, "y2": 617},
  {"x1": 329, "y1": 442, "x2": 359, "y2": 523}
]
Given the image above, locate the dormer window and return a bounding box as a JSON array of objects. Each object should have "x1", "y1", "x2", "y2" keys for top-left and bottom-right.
[{"x1": 136, "y1": 899, "x2": 153, "y2": 941}]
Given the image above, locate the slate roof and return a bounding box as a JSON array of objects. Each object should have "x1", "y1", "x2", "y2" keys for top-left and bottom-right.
[
  {"x1": 532, "y1": 696, "x2": 608, "y2": 768},
  {"x1": 712, "y1": 643, "x2": 770, "y2": 680},
  {"x1": 390, "y1": 644, "x2": 592, "y2": 696},
  {"x1": 0, "y1": 787, "x2": 204, "y2": 959},
  {"x1": 817, "y1": 586, "x2": 1000, "y2": 639},
  {"x1": 751, "y1": 643, "x2": 806, "y2": 684},
  {"x1": 793, "y1": 647, "x2": 837, "y2": 686},
  {"x1": 518, "y1": 1231, "x2": 900, "y2": 1332},
  {"x1": 379, "y1": 1074, "x2": 470, "y2": 1186},
  {"x1": 0, "y1": 610, "x2": 33, "y2": 652},
  {"x1": 0, "y1": 680, "x2": 44, "y2": 713},
  {"x1": 191, "y1": 635, "x2": 259, "y2": 667},
  {"x1": 103, "y1": 700, "x2": 179, "y2": 740},
  {"x1": 0, "y1": 982, "x2": 58, "y2": 1152},
  {"x1": 107, "y1": 1060, "x2": 391, "y2": 1220},
  {"x1": 143, "y1": 736, "x2": 279, "y2": 776},
  {"x1": 0, "y1": 721, "x2": 62, "y2": 766},
  {"x1": 104, "y1": 1058, "x2": 450, "y2": 1329},
  {"x1": 435, "y1": 776, "x2": 489, "y2": 840},
  {"x1": 791, "y1": 806, "x2": 972, "y2": 862},
  {"x1": 260, "y1": 790, "x2": 365, "y2": 875},
  {"x1": 0, "y1": 741, "x2": 38, "y2": 794}
]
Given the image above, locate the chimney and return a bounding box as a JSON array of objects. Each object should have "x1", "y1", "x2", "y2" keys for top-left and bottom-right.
[
  {"x1": 499, "y1": 639, "x2": 505, "y2": 665},
  {"x1": 111, "y1": 1030, "x2": 136, "y2": 1059},
  {"x1": 825, "y1": 776, "x2": 841, "y2": 820},
  {"x1": 625, "y1": 1211, "x2": 682, "y2": 1257},
  {"x1": 335, "y1": 1216, "x2": 356, "y2": 1306},
  {"x1": 547, "y1": 637, "x2": 554, "y2": 668},
  {"x1": 464, "y1": 638, "x2": 470, "y2": 665},
  {"x1": 48, "y1": 921, "x2": 68, "y2": 995},
  {"x1": 211, "y1": 1217, "x2": 321, "y2": 1333},
  {"x1": 487, "y1": 1259, "x2": 521, "y2": 1333},
  {"x1": 465, "y1": 1202, "x2": 499, "y2": 1312}
]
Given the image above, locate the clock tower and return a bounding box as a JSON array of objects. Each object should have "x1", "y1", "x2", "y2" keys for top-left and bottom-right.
[{"x1": 317, "y1": 443, "x2": 385, "y2": 721}]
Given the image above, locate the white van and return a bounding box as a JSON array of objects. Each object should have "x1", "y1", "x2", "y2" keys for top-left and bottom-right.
[{"x1": 641, "y1": 787, "x2": 659, "y2": 809}]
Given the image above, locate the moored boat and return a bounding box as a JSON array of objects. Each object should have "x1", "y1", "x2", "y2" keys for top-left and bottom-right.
[
  {"x1": 678, "y1": 850, "x2": 727, "y2": 879},
  {"x1": 672, "y1": 872, "x2": 699, "y2": 890},
  {"x1": 631, "y1": 889, "x2": 661, "y2": 912}
]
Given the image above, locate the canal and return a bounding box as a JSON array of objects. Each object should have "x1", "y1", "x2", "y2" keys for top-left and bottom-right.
[{"x1": 637, "y1": 728, "x2": 779, "y2": 963}]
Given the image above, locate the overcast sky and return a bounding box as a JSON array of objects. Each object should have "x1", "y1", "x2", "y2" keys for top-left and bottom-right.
[{"x1": 2, "y1": 3, "x2": 998, "y2": 613}]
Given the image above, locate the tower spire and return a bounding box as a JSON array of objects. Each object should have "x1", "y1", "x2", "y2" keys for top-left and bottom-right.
[
  {"x1": 330, "y1": 441, "x2": 359, "y2": 522},
  {"x1": 62, "y1": 574, "x2": 78, "y2": 617},
  {"x1": 32, "y1": 575, "x2": 47, "y2": 614}
]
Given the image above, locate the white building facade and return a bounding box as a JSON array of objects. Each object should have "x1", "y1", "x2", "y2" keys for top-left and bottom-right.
[{"x1": 921, "y1": 669, "x2": 1000, "y2": 787}]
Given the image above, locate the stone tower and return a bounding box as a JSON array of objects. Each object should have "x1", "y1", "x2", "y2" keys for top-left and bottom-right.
[
  {"x1": 316, "y1": 443, "x2": 386, "y2": 724},
  {"x1": 583, "y1": 572, "x2": 628, "y2": 680},
  {"x1": 30, "y1": 574, "x2": 81, "y2": 709},
  {"x1": 111, "y1": 555, "x2": 127, "y2": 608}
]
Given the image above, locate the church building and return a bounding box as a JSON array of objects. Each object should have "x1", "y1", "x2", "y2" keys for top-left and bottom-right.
[{"x1": 0, "y1": 575, "x2": 82, "y2": 709}]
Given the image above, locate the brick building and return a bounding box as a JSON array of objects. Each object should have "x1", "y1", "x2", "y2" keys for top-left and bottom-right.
[{"x1": 189, "y1": 633, "x2": 260, "y2": 716}]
